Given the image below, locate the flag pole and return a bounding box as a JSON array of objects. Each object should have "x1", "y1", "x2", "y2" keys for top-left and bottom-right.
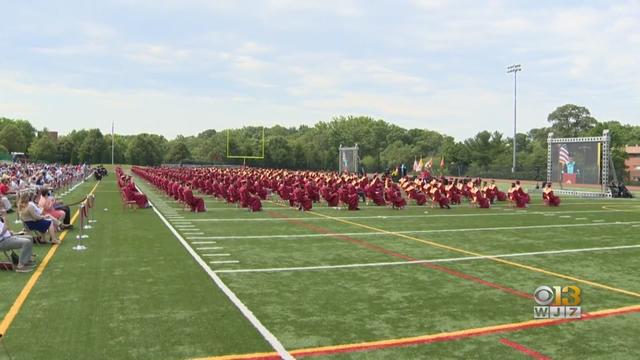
[{"x1": 111, "y1": 120, "x2": 115, "y2": 165}]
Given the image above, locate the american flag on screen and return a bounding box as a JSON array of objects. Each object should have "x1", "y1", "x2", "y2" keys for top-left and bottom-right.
[{"x1": 559, "y1": 144, "x2": 572, "y2": 164}]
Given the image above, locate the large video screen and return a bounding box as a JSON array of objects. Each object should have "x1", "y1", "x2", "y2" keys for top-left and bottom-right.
[{"x1": 550, "y1": 142, "x2": 601, "y2": 185}]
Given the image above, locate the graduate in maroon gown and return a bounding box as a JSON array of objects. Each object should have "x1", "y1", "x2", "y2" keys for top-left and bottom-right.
[
  {"x1": 469, "y1": 183, "x2": 490, "y2": 208},
  {"x1": 429, "y1": 181, "x2": 451, "y2": 209},
  {"x1": 182, "y1": 185, "x2": 206, "y2": 212},
  {"x1": 293, "y1": 184, "x2": 312, "y2": 211},
  {"x1": 445, "y1": 180, "x2": 461, "y2": 205},
  {"x1": 346, "y1": 183, "x2": 360, "y2": 210},
  {"x1": 542, "y1": 182, "x2": 561, "y2": 206},
  {"x1": 122, "y1": 181, "x2": 150, "y2": 208},
  {"x1": 385, "y1": 182, "x2": 406, "y2": 209},
  {"x1": 489, "y1": 180, "x2": 507, "y2": 202},
  {"x1": 515, "y1": 181, "x2": 531, "y2": 204},
  {"x1": 508, "y1": 183, "x2": 527, "y2": 208}
]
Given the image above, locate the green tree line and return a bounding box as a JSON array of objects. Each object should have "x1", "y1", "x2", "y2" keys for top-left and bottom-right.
[{"x1": 1, "y1": 104, "x2": 639, "y2": 180}]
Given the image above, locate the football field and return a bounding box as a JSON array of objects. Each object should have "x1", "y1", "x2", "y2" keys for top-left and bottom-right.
[{"x1": 1, "y1": 168, "x2": 639, "y2": 359}]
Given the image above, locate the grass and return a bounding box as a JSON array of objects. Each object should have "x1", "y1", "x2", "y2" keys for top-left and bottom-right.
[{"x1": 1, "y1": 165, "x2": 639, "y2": 359}]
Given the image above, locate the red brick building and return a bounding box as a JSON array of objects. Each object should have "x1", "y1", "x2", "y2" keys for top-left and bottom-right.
[{"x1": 626, "y1": 145, "x2": 640, "y2": 181}]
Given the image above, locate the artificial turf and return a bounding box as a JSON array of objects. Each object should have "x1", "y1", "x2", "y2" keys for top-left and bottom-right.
[{"x1": 1, "y1": 165, "x2": 639, "y2": 359}]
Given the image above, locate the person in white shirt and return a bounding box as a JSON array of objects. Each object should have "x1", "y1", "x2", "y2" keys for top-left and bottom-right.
[{"x1": 0, "y1": 218, "x2": 34, "y2": 272}]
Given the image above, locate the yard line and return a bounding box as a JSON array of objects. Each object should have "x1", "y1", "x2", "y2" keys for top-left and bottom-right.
[
  {"x1": 308, "y1": 211, "x2": 640, "y2": 299},
  {"x1": 203, "y1": 253, "x2": 231, "y2": 257},
  {"x1": 499, "y1": 338, "x2": 551, "y2": 360},
  {"x1": 215, "y1": 243, "x2": 640, "y2": 274},
  {"x1": 191, "y1": 241, "x2": 220, "y2": 244},
  {"x1": 188, "y1": 220, "x2": 640, "y2": 240},
  {"x1": 140, "y1": 186, "x2": 293, "y2": 360},
  {"x1": 197, "y1": 247, "x2": 223, "y2": 250},
  {"x1": 210, "y1": 260, "x2": 240, "y2": 264},
  {"x1": 184, "y1": 232, "x2": 205, "y2": 235},
  {"x1": 187, "y1": 209, "x2": 620, "y2": 222}
]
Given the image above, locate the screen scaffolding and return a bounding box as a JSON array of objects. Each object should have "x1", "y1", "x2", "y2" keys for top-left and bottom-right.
[
  {"x1": 547, "y1": 129, "x2": 611, "y2": 197},
  {"x1": 338, "y1": 144, "x2": 359, "y2": 174}
]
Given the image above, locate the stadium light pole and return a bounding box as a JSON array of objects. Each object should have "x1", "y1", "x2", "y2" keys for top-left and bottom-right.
[{"x1": 507, "y1": 64, "x2": 521, "y2": 174}]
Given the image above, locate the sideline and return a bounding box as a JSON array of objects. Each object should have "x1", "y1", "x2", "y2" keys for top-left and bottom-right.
[
  {"x1": 198, "y1": 303, "x2": 640, "y2": 359},
  {"x1": 0, "y1": 180, "x2": 100, "y2": 336},
  {"x1": 134, "y1": 181, "x2": 294, "y2": 360}
]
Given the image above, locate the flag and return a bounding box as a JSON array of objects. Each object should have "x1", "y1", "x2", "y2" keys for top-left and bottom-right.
[
  {"x1": 418, "y1": 157, "x2": 424, "y2": 171},
  {"x1": 440, "y1": 156, "x2": 445, "y2": 168},
  {"x1": 559, "y1": 144, "x2": 571, "y2": 164},
  {"x1": 413, "y1": 158, "x2": 419, "y2": 172},
  {"x1": 425, "y1": 158, "x2": 433, "y2": 169}
]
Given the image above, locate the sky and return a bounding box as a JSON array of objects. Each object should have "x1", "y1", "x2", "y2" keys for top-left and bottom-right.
[{"x1": 0, "y1": 0, "x2": 638, "y2": 140}]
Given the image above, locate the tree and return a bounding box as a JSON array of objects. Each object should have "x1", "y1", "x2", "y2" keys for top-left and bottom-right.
[
  {"x1": 0, "y1": 124, "x2": 26, "y2": 152},
  {"x1": 165, "y1": 141, "x2": 191, "y2": 163},
  {"x1": 380, "y1": 140, "x2": 414, "y2": 169},
  {"x1": 126, "y1": 134, "x2": 167, "y2": 165},
  {"x1": 547, "y1": 104, "x2": 597, "y2": 137},
  {"x1": 78, "y1": 129, "x2": 106, "y2": 164},
  {"x1": 265, "y1": 135, "x2": 292, "y2": 168},
  {"x1": 28, "y1": 135, "x2": 58, "y2": 162}
]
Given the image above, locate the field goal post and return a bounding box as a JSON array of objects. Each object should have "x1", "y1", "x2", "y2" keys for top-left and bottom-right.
[
  {"x1": 338, "y1": 144, "x2": 359, "y2": 174},
  {"x1": 226, "y1": 127, "x2": 265, "y2": 165},
  {"x1": 546, "y1": 129, "x2": 612, "y2": 197}
]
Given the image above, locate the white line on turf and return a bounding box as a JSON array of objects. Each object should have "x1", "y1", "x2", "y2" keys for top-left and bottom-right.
[
  {"x1": 210, "y1": 260, "x2": 240, "y2": 264},
  {"x1": 188, "y1": 221, "x2": 640, "y2": 240},
  {"x1": 191, "y1": 241, "x2": 220, "y2": 244},
  {"x1": 186, "y1": 209, "x2": 621, "y2": 222},
  {"x1": 197, "y1": 247, "x2": 223, "y2": 250},
  {"x1": 138, "y1": 185, "x2": 293, "y2": 360},
  {"x1": 216, "y1": 243, "x2": 640, "y2": 274},
  {"x1": 203, "y1": 253, "x2": 231, "y2": 257}
]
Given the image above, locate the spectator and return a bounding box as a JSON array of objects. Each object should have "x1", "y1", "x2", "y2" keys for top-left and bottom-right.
[
  {"x1": 18, "y1": 193, "x2": 60, "y2": 244},
  {"x1": 37, "y1": 188, "x2": 71, "y2": 230},
  {"x1": 0, "y1": 176, "x2": 13, "y2": 213},
  {"x1": 0, "y1": 217, "x2": 34, "y2": 272}
]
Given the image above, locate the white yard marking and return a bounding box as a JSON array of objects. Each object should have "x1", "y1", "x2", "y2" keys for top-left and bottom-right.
[
  {"x1": 210, "y1": 260, "x2": 240, "y2": 264},
  {"x1": 187, "y1": 209, "x2": 620, "y2": 222},
  {"x1": 137, "y1": 184, "x2": 293, "y2": 360},
  {"x1": 216, "y1": 244, "x2": 640, "y2": 274},
  {"x1": 188, "y1": 221, "x2": 640, "y2": 240},
  {"x1": 575, "y1": 218, "x2": 588, "y2": 220},
  {"x1": 197, "y1": 247, "x2": 223, "y2": 250},
  {"x1": 203, "y1": 253, "x2": 231, "y2": 257}
]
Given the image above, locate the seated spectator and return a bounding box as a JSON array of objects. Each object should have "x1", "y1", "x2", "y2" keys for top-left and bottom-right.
[
  {"x1": 18, "y1": 193, "x2": 60, "y2": 244},
  {"x1": 37, "y1": 188, "x2": 71, "y2": 229},
  {"x1": 0, "y1": 217, "x2": 34, "y2": 272},
  {"x1": 0, "y1": 176, "x2": 13, "y2": 213}
]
